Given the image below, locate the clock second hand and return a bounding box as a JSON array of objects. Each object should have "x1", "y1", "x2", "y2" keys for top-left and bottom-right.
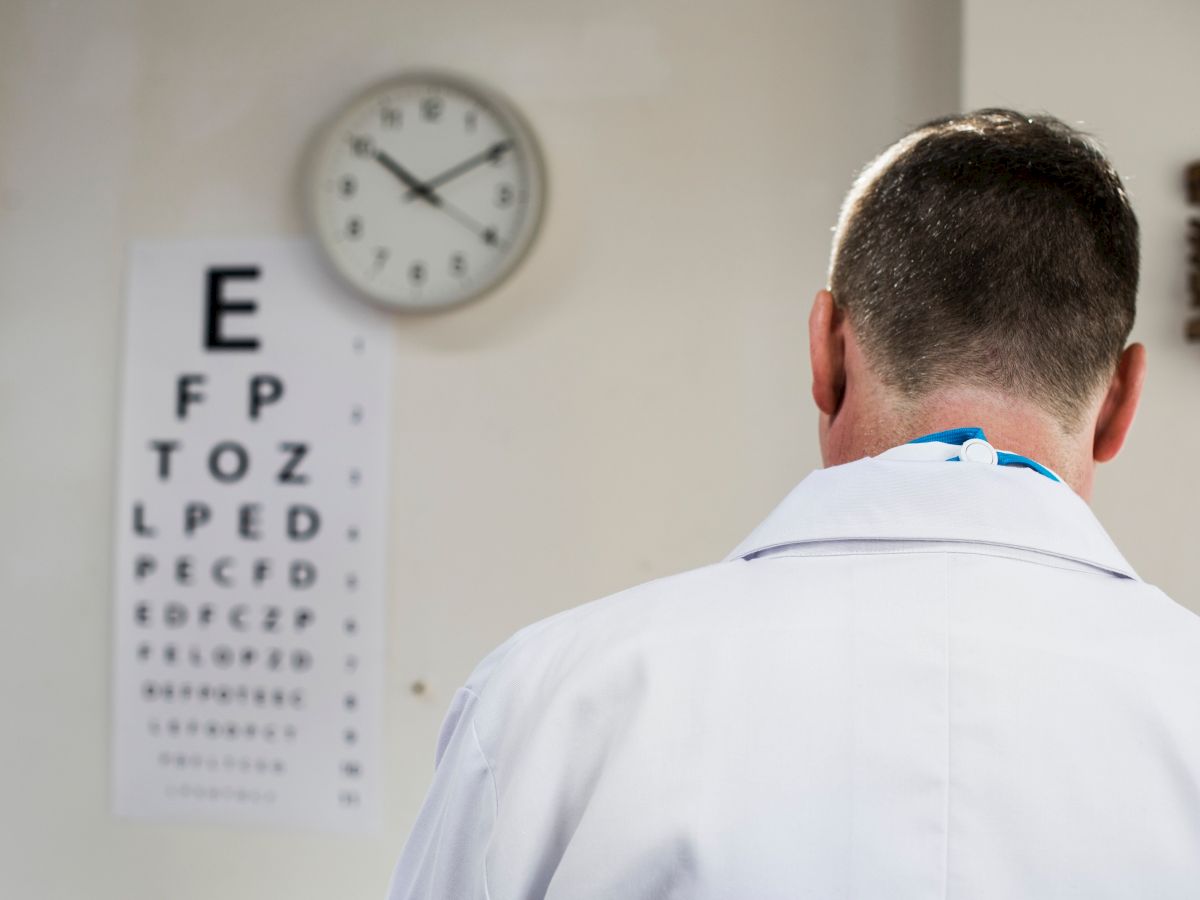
[
  {"x1": 438, "y1": 203, "x2": 501, "y2": 248},
  {"x1": 371, "y1": 147, "x2": 499, "y2": 246}
]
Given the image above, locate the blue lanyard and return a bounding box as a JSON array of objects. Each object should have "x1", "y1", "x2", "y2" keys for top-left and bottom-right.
[{"x1": 908, "y1": 426, "x2": 1061, "y2": 483}]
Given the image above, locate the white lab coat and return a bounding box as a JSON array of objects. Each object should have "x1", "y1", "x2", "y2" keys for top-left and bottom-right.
[{"x1": 387, "y1": 438, "x2": 1200, "y2": 899}]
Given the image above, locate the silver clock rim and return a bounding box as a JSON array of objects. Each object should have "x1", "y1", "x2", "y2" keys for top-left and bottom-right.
[{"x1": 303, "y1": 69, "x2": 547, "y2": 313}]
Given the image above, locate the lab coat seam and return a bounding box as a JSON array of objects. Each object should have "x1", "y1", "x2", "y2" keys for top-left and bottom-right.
[
  {"x1": 471, "y1": 718, "x2": 498, "y2": 900},
  {"x1": 434, "y1": 687, "x2": 482, "y2": 769},
  {"x1": 747, "y1": 544, "x2": 1129, "y2": 580},
  {"x1": 943, "y1": 551, "x2": 952, "y2": 900}
]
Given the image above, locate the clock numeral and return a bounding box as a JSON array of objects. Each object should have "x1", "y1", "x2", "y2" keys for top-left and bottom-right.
[
  {"x1": 346, "y1": 216, "x2": 363, "y2": 239},
  {"x1": 351, "y1": 135, "x2": 374, "y2": 157},
  {"x1": 373, "y1": 247, "x2": 390, "y2": 267},
  {"x1": 420, "y1": 97, "x2": 443, "y2": 122},
  {"x1": 381, "y1": 107, "x2": 402, "y2": 128},
  {"x1": 482, "y1": 228, "x2": 499, "y2": 247},
  {"x1": 409, "y1": 262, "x2": 427, "y2": 285},
  {"x1": 339, "y1": 175, "x2": 357, "y2": 198},
  {"x1": 495, "y1": 184, "x2": 514, "y2": 208},
  {"x1": 449, "y1": 253, "x2": 468, "y2": 277}
]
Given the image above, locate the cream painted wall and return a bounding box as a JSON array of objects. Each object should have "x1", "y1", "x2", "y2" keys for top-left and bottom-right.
[
  {"x1": 0, "y1": 0, "x2": 960, "y2": 896},
  {"x1": 963, "y1": 0, "x2": 1200, "y2": 609}
]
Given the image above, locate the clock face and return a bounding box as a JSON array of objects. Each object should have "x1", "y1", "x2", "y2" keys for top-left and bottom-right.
[{"x1": 308, "y1": 73, "x2": 546, "y2": 311}]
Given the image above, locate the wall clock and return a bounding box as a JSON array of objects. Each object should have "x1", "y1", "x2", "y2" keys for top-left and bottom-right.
[{"x1": 307, "y1": 72, "x2": 546, "y2": 312}]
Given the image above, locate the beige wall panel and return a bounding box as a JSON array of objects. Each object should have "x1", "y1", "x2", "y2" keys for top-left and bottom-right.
[{"x1": 0, "y1": 1, "x2": 959, "y2": 896}]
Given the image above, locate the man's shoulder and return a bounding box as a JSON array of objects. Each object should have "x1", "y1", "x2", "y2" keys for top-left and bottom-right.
[
  {"x1": 1116, "y1": 581, "x2": 1200, "y2": 668},
  {"x1": 457, "y1": 547, "x2": 1200, "y2": 739},
  {"x1": 460, "y1": 557, "x2": 754, "y2": 698},
  {"x1": 466, "y1": 550, "x2": 1200, "y2": 685}
]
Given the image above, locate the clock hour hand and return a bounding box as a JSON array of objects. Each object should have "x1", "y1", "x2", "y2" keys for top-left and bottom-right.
[
  {"x1": 403, "y1": 140, "x2": 514, "y2": 202},
  {"x1": 372, "y1": 149, "x2": 441, "y2": 206}
]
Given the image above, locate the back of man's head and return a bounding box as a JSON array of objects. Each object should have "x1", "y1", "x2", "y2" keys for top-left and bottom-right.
[{"x1": 828, "y1": 109, "x2": 1140, "y2": 433}]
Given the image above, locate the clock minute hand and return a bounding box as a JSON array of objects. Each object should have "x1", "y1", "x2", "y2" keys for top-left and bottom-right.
[
  {"x1": 373, "y1": 149, "x2": 441, "y2": 206},
  {"x1": 403, "y1": 140, "x2": 514, "y2": 202}
]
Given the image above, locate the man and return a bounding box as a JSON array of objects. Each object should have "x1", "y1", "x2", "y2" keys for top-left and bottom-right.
[{"x1": 387, "y1": 110, "x2": 1200, "y2": 898}]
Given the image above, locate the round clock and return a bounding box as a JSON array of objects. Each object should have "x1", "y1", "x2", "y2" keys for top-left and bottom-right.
[{"x1": 306, "y1": 72, "x2": 546, "y2": 311}]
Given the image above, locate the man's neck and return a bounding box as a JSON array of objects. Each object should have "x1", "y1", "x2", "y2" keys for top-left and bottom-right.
[{"x1": 824, "y1": 388, "x2": 1097, "y2": 499}]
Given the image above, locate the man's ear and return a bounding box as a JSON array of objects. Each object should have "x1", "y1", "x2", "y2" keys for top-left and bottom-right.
[
  {"x1": 809, "y1": 289, "x2": 846, "y2": 417},
  {"x1": 1093, "y1": 342, "x2": 1147, "y2": 463}
]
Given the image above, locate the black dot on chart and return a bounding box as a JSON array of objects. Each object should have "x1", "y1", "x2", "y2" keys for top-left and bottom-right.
[
  {"x1": 344, "y1": 729, "x2": 357, "y2": 745},
  {"x1": 347, "y1": 526, "x2": 360, "y2": 541},
  {"x1": 349, "y1": 468, "x2": 362, "y2": 485},
  {"x1": 350, "y1": 405, "x2": 364, "y2": 424},
  {"x1": 345, "y1": 654, "x2": 359, "y2": 671},
  {"x1": 344, "y1": 618, "x2": 357, "y2": 634},
  {"x1": 344, "y1": 693, "x2": 358, "y2": 711},
  {"x1": 346, "y1": 573, "x2": 359, "y2": 590},
  {"x1": 353, "y1": 336, "x2": 365, "y2": 353}
]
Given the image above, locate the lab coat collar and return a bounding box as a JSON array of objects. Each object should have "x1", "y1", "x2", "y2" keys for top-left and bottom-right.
[{"x1": 725, "y1": 447, "x2": 1139, "y2": 580}]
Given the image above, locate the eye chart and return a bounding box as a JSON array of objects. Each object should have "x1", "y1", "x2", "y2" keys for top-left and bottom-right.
[{"x1": 112, "y1": 238, "x2": 392, "y2": 831}]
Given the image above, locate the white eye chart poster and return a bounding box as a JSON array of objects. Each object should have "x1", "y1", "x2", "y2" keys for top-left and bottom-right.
[{"x1": 112, "y1": 238, "x2": 392, "y2": 832}]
